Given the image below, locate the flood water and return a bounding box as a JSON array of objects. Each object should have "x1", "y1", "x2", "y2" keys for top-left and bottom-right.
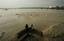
[{"x1": 0, "y1": 9, "x2": 64, "y2": 41}]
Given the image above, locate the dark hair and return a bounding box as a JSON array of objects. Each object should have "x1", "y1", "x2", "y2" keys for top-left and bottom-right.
[{"x1": 25, "y1": 24, "x2": 28, "y2": 29}]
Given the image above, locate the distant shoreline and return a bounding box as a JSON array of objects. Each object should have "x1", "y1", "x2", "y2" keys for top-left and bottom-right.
[{"x1": 0, "y1": 7, "x2": 64, "y2": 10}]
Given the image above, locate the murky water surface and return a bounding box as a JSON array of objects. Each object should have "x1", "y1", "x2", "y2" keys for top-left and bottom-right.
[{"x1": 0, "y1": 9, "x2": 64, "y2": 41}]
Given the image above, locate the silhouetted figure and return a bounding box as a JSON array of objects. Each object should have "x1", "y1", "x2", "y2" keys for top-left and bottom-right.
[
  {"x1": 29, "y1": 24, "x2": 33, "y2": 29},
  {"x1": 25, "y1": 24, "x2": 29, "y2": 29},
  {"x1": 41, "y1": 32, "x2": 43, "y2": 37},
  {"x1": 31, "y1": 24, "x2": 33, "y2": 28},
  {"x1": 28, "y1": 24, "x2": 34, "y2": 36}
]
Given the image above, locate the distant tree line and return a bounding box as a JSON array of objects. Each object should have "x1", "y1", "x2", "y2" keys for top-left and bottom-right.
[{"x1": 48, "y1": 6, "x2": 64, "y2": 10}]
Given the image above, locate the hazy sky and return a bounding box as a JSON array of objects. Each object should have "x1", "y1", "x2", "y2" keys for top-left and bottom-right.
[{"x1": 0, "y1": 0, "x2": 64, "y2": 8}]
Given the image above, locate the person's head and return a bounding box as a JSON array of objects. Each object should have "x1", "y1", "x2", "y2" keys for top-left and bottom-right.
[
  {"x1": 31, "y1": 24, "x2": 33, "y2": 28},
  {"x1": 25, "y1": 24, "x2": 28, "y2": 29}
]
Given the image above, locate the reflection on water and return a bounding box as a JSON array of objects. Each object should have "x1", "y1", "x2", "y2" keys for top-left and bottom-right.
[{"x1": 0, "y1": 9, "x2": 64, "y2": 41}]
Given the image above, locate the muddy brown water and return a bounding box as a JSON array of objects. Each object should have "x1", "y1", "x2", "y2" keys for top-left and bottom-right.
[{"x1": 0, "y1": 9, "x2": 64, "y2": 41}]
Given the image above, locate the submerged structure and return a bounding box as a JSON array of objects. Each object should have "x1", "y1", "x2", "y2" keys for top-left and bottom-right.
[{"x1": 17, "y1": 24, "x2": 43, "y2": 41}]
